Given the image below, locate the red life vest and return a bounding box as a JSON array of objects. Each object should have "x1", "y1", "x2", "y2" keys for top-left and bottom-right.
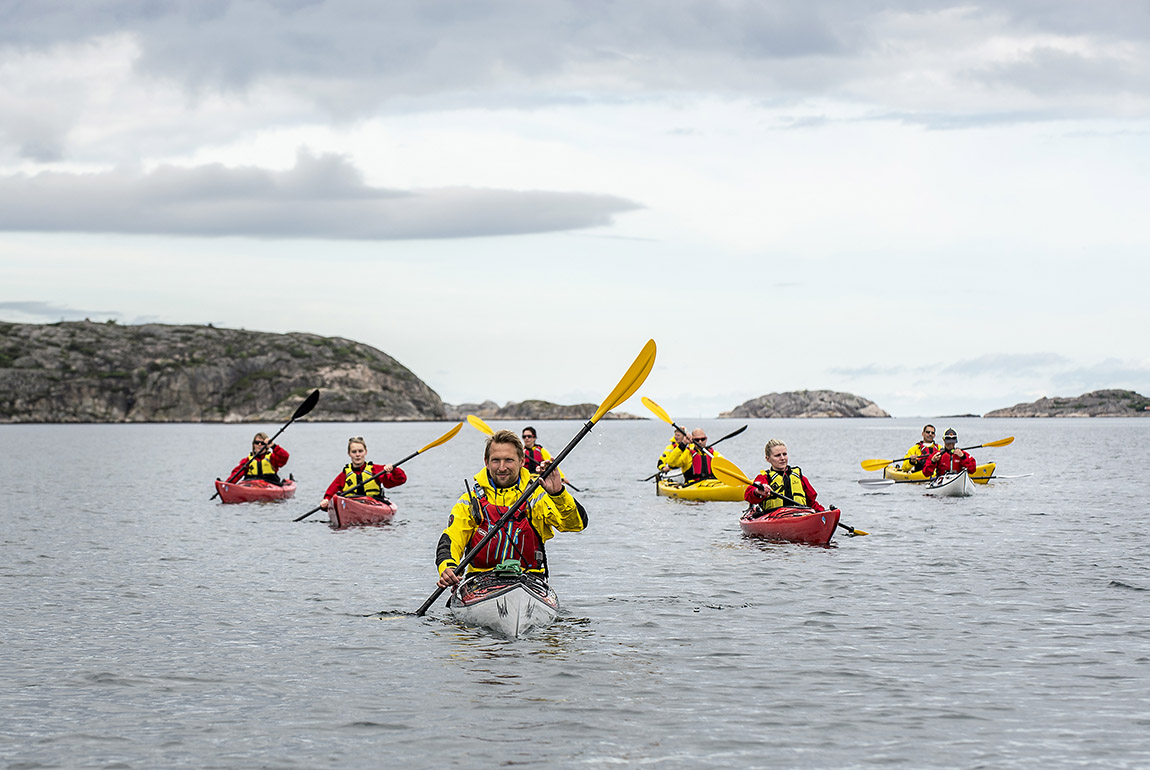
[
  {"x1": 524, "y1": 445, "x2": 546, "y2": 474},
  {"x1": 685, "y1": 445, "x2": 714, "y2": 482},
  {"x1": 467, "y1": 487, "x2": 547, "y2": 572}
]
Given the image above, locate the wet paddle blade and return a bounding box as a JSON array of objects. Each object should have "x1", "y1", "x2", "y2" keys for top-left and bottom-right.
[
  {"x1": 980, "y1": 436, "x2": 1015, "y2": 448},
  {"x1": 590, "y1": 339, "x2": 657, "y2": 424},
  {"x1": 712, "y1": 456, "x2": 753, "y2": 487},
  {"x1": 641, "y1": 396, "x2": 673, "y2": 426},
  {"x1": 421, "y1": 422, "x2": 463, "y2": 452},
  {"x1": 857, "y1": 478, "x2": 895, "y2": 487},
  {"x1": 292, "y1": 389, "x2": 321, "y2": 420},
  {"x1": 467, "y1": 414, "x2": 495, "y2": 436},
  {"x1": 860, "y1": 458, "x2": 898, "y2": 472}
]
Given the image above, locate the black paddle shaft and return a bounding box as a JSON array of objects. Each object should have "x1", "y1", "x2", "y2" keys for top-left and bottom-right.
[
  {"x1": 293, "y1": 448, "x2": 422, "y2": 522},
  {"x1": 414, "y1": 418, "x2": 594, "y2": 616},
  {"x1": 211, "y1": 390, "x2": 320, "y2": 499}
]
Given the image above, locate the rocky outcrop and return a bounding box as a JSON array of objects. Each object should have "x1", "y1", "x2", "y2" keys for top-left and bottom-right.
[
  {"x1": 984, "y1": 389, "x2": 1150, "y2": 417},
  {"x1": 0, "y1": 321, "x2": 445, "y2": 422},
  {"x1": 720, "y1": 390, "x2": 890, "y2": 419},
  {"x1": 444, "y1": 399, "x2": 639, "y2": 420}
]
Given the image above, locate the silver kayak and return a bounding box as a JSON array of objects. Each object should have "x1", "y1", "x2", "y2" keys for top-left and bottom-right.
[
  {"x1": 448, "y1": 571, "x2": 559, "y2": 638},
  {"x1": 924, "y1": 470, "x2": 975, "y2": 497}
]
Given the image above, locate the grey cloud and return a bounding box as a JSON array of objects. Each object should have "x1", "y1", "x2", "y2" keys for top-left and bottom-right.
[
  {"x1": 0, "y1": 150, "x2": 641, "y2": 239},
  {"x1": 971, "y1": 46, "x2": 1150, "y2": 98}
]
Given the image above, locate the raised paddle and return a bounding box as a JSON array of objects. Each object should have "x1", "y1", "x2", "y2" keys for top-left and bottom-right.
[
  {"x1": 210, "y1": 389, "x2": 321, "y2": 500},
  {"x1": 293, "y1": 421, "x2": 463, "y2": 522},
  {"x1": 860, "y1": 436, "x2": 1015, "y2": 472},
  {"x1": 466, "y1": 415, "x2": 583, "y2": 492},
  {"x1": 640, "y1": 424, "x2": 747, "y2": 482},
  {"x1": 415, "y1": 338, "x2": 657, "y2": 616},
  {"x1": 857, "y1": 473, "x2": 1033, "y2": 488},
  {"x1": 712, "y1": 456, "x2": 868, "y2": 537}
]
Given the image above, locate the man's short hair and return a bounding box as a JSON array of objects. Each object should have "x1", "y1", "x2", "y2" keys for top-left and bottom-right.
[{"x1": 485, "y1": 429, "x2": 525, "y2": 462}]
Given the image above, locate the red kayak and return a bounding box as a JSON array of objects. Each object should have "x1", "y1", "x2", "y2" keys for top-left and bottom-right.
[
  {"x1": 739, "y1": 506, "x2": 841, "y2": 545},
  {"x1": 328, "y1": 494, "x2": 398, "y2": 528},
  {"x1": 214, "y1": 478, "x2": 297, "y2": 504}
]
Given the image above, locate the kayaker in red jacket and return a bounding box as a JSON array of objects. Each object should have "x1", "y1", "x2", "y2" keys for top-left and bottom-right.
[
  {"x1": 228, "y1": 432, "x2": 290, "y2": 484},
  {"x1": 320, "y1": 436, "x2": 407, "y2": 509},
  {"x1": 743, "y1": 439, "x2": 825, "y2": 513},
  {"x1": 922, "y1": 428, "x2": 976, "y2": 477}
]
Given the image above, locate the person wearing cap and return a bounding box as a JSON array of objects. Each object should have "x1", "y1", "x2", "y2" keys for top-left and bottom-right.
[
  {"x1": 743, "y1": 439, "x2": 826, "y2": 513},
  {"x1": 899, "y1": 424, "x2": 940, "y2": 472},
  {"x1": 662, "y1": 428, "x2": 722, "y2": 483},
  {"x1": 922, "y1": 428, "x2": 976, "y2": 477}
]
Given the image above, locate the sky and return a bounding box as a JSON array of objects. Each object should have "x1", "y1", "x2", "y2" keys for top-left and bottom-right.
[{"x1": 2, "y1": 0, "x2": 1148, "y2": 419}]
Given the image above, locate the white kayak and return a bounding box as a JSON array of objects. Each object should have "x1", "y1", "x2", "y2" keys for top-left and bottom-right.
[
  {"x1": 448, "y1": 569, "x2": 559, "y2": 638},
  {"x1": 924, "y1": 470, "x2": 975, "y2": 497}
]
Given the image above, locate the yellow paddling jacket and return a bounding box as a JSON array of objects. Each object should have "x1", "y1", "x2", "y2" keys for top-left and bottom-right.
[
  {"x1": 901, "y1": 441, "x2": 939, "y2": 471},
  {"x1": 436, "y1": 467, "x2": 586, "y2": 577}
]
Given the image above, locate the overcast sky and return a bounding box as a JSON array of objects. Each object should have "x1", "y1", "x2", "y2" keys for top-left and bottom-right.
[{"x1": 2, "y1": 0, "x2": 1148, "y2": 418}]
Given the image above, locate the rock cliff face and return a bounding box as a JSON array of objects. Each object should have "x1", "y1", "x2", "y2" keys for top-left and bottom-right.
[
  {"x1": 443, "y1": 399, "x2": 638, "y2": 420},
  {"x1": 720, "y1": 390, "x2": 890, "y2": 419},
  {"x1": 0, "y1": 321, "x2": 445, "y2": 422},
  {"x1": 984, "y1": 389, "x2": 1150, "y2": 417}
]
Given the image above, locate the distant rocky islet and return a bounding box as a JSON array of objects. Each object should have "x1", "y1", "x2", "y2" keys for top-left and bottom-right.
[{"x1": 1, "y1": 321, "x2": 1144, "y2": 422}]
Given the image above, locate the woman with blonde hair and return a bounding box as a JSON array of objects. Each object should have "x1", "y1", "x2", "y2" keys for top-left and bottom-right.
[
  {"x1": 743, "y1": 439, "x2": 825, "y2": 514},
  {"x1": 320, "y1": 436, "x2": 407, "y2": 510}
]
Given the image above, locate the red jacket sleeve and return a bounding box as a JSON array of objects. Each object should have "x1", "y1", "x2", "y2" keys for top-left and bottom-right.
[
  {"x1": 324, "y1": 470, "x2": 346, "y2": 500},
  {"x1": 959, "y1": 452, "x2": 976, "y2": 474},
  {"x1": 228, "y1": 457, "x2": 249, "y2": 481},
  {"x1": 801, "y1": 475, "x2": 825, "y2": 512},
  {"x1": 744, "y1": 473, "x2": 770, "y2": 504},
  {"x1": 381, "y1": 467, "x2": 407, "y2": 488},
  {"x1": 269, "y1": 444, "x2": 289, "y2": 469}
]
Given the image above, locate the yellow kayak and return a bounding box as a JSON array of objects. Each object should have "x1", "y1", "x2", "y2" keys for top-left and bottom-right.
[
  {"x1": 884, "y1": 462, "x2": 996, "y2": 485},
  {"x1": 656, "y1": 478, "x2": 745, "y2": 502}
]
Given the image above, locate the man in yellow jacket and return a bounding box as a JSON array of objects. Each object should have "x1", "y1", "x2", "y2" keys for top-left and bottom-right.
[
  {"x1": 662, "y1": 428, "x2": 723, "y2": 483},
  {"x1": 899, "y1": 424, "x2": 939, "y2": 473},
  {"x1": 436, "y1": 429, "x2": 587, "y2": 588}
]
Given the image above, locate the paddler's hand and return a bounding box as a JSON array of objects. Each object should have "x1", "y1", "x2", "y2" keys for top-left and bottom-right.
[
  {"x1": 539, "y1": 462, "x2": 565, "y2": 495},
  {"x1": 437, "y1": 567, "x2": 461, "y2": 588},
  {"x1": 951, "y1": 449, "x2": 965, "y2": 459},
  {"x1": 382, "y1": 464, "x2": 395, "y2": 473},
  {"x1": 320, "y1": 498, "x2": 330, "y2": 510}
]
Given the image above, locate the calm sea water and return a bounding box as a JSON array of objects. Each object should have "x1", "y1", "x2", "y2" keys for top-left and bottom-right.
[{"x1": 2, "y1": 417, "x2": 1149, "y2": 769}]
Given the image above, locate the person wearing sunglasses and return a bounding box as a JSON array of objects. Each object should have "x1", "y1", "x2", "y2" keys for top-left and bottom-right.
[
  {"x1": 898, "y1": 424, "x2": 939, "y2": 473},
  {"x1": 662, "y1": 428, "x2": 721, "y2": 484},
  {"x1": 227, "y1": 431, "x2": 290, "y2": 485},
  {"x1": 522, "y1": 427, "x2": 570, "y2": 486},
  {"x1": 319, "y1": 436, "x2": 406, "y2": 509}
]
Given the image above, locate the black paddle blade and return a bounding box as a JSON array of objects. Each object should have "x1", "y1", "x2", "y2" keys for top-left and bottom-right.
[{"x1": 293, "y1": 389, "x2": 321, "y2": 420}]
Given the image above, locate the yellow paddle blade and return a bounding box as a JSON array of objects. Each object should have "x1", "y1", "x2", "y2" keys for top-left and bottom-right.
[
  {"x1": 590, "y1": 339, "x2": 657, "y2": 424},
  {"x1": 419, "y1": 422, "x2": 463, "y2": 452},
  {"x1": 466, "y1": 414, "x2": 495, "y2": 436},
  {"x1": 712, "y1": 456, "x2": 753, "y2": 488},
  {"x1": 641, "y1": 396, "x2": 674, "y2": 426},
  {"x1": 982, "y1": 436, "x2": 1015, "y2": 448},
  {"x1": 860, "y1": 458, "x2": 897, "y2": 471}
]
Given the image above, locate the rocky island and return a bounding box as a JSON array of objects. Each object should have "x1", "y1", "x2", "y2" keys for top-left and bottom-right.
[
  {"x1": 720, "y1": 390, "x2": 890, "y2": 419},
  {"x1": 0, "y1": 320, "x2": 445, "y2": 422},
  {"x1": 444, "y1": 400, "x2": 638, "y2": 421},
  {"x1": 984, "y1": 389, "x2": 1150, "y2": 417}
]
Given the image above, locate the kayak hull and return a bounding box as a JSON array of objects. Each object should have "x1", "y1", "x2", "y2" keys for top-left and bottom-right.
[
  {"x1": 657, "y1": 478, "x2": 745, "y2": 502},
  {"x1": 329, "y1": 494, "x2": 397, "y2": 528},
  {"x1": 215, "y1": 478, "x2": 296, "y2": 504},
  {"x1": 885, "y1": 462, "x2": 995, "y2": 485},
  {"x1": 740, "y1": 506, "x2": 841, "y2": 546},
  {"x1": 924, "y1": 471, "x2": 975, "y2": 497},
  {"x1": 448, "y1": 571, "x2": 559, "y2": 638}
]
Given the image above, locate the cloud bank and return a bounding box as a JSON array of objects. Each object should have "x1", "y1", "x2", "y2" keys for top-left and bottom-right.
[{"x1": 0, "y1": 150, "x2": 640, "y2": 239}]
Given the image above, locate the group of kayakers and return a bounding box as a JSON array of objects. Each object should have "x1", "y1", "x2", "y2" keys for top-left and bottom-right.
[
  {"x1": 225, "y1": 426, "x2": 575, "y2": 585},
  {"x1": 898, "y1": 424, "x2": 977, "y2": 477}
]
